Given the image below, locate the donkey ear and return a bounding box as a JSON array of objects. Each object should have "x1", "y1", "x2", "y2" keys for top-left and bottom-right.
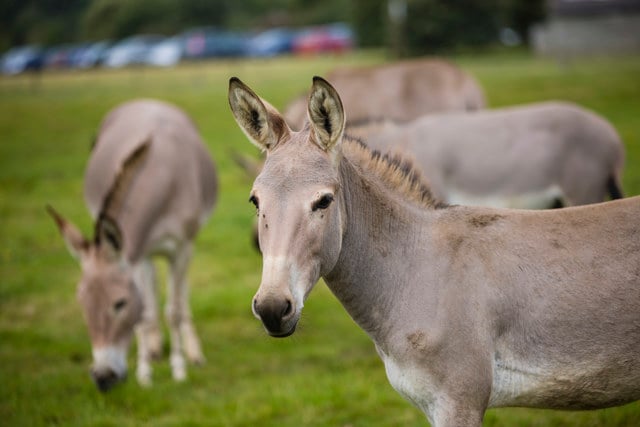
[
  {"x1": 46, "y1": 205, "x2": 90, "y2": 260},
  {"x1": 228, "y1": 77, "x2": 289, "y2": 152},
  {"x1": 95, "y1": 214, "x2": 123, "y2": 261},
  {"x1": 308, "y1": 76, "x2": 345, "y2": 153}
]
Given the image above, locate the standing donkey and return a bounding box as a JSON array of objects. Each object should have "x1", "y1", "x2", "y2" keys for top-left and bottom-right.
[
  {"x1": 234, "y1": 101, "x2": 624, "y2": 220},
  {"x1": 228, "y1": 77, "x2": 640, "y2": 426},
  {"x1": 48, "y1": 99, "x2": 217, "y2": 391},
  {"x1": 348, "y1": 102, "x2": 625, "y2": 208},
  {"x1": 284, "y1": 58, "x2": 485, "y2": 130}
]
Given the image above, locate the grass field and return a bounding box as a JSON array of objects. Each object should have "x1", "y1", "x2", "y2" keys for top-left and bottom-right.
[{"x1": 1, "y1": 50, "x2": 639, "y2": 426}]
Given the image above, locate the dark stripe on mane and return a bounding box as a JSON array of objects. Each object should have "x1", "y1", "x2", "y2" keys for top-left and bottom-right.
[
  {"x1": 94, "y1": 213, "x2": 122, "y2": 250},
  {"x1": 343, "y1": 136, "x2": 447, "y2": 210},
  {"x1": 94, "y1": 140, "x2": 151, "y2": 244}
]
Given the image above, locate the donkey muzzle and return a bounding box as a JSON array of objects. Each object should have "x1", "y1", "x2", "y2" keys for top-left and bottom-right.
[
  {"x1": 253, "y1": 295, "x2": 297, "y2": 338},
  {"x1": 91, "y1": 346, "x2": 128, "y2": 392},
  {"x1": 91, "y1": 366, "x2": 126, "y2": 392}
]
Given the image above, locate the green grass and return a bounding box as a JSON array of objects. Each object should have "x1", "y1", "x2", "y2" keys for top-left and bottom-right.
[{"x1": 1, "y1": 50, "x2": 639, "y2": 426}]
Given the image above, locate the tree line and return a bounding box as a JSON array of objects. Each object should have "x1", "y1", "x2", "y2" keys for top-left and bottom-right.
[{"x1": 0, "y1": 0, "x2": 545, "y2": 54}]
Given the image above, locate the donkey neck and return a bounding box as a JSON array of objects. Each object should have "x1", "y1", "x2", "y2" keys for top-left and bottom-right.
[{"x1": 324, "y1": 146, "x2": 441, "y2": 344}]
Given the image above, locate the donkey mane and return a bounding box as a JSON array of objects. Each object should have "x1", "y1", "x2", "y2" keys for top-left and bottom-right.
[{"x1": 341, "y1": 135, "x2": 447, "y2": 210}]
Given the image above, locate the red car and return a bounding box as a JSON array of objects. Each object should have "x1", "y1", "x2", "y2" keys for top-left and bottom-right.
[{"x1": 292, "y1": 23, "x2": 354, "y2": 55}]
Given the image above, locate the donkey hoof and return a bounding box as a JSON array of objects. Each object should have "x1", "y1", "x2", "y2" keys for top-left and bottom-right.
[
  {"x1": 173, "y1": 369, "x2": 187, "y2": 382},
  {"x1": 171, "y1": 354, "x2": 187, "y2": 381},
  {"x1": 136, "y1": 364, "x2": 153, "y2": 387},
  {"x1": 188, "y1": 353, "x2": 206, "y2": 366},
  {"x1": 137, "y1": 375, "x2": 153, "y2": 388}
]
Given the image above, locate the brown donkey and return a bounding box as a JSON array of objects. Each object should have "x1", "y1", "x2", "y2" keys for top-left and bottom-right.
[
  {"x1": 48, "y1": 99, "x2": 217, "y2": 391},
  {"x1": 229, "y1": 77, "x2": 640, "y2": 426}
]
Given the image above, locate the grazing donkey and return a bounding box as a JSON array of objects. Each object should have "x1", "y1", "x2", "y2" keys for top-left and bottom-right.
[
  {"x1": 284, "y1": 58, "x2": 485, "y2": 130},
  {"x1": 48, "y1": 99, "x2": 217, "y2": 391},
  {"x1": 228, "y1": 77, "x2": 640, "y2": 426},
  {"x1": 348, "y1": 102, "x2": 625, "y2": 208}
]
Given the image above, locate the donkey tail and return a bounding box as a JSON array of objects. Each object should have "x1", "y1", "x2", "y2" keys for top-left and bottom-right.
[{"x1": 607, "y1": 174, "x2": 624, "y2": 200}]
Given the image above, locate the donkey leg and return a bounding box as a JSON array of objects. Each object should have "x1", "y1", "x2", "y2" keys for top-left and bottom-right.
[
  {"x1": 173, "y1": 244, "x2": 205, "y2": 365},
  {"x1": 179, "y1": 290, "x2": 206, "y2": 365},
  {"x1": 133, "y1": 260, "x2": 162, "y2": 386},
  {"x1": 412, "y1": 354, "x2": 490, "y2": 427},
  {"x1": 429, "y1": 406, "x2": 485, "y2": 427},
  {"x1": 166, "y1": 243, "x2": 204, "y2": 382}
]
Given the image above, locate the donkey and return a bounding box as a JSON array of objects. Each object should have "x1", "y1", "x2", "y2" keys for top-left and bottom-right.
[
  {"x1": 47, "y1": 99, "x2": 217, "y2": 391},
  {"x1": 228, "y1": 77, "x2": 640, "y2": 426},
  {"x1": 232, "y1": 100, "x2": 624, "y2": 251},
  {"x1": 237, "y1": 101, "x2": 625, "y2": 208},
  {"x1": 348, "y1": 102, "x2": 625, "y2": 208},
  {"x1": 284, "y1": 58, "x2": 485, "y2": 130}
]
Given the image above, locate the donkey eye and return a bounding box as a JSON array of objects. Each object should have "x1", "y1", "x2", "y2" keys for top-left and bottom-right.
[
  {"x1": 113, "y1": 299, "x2": 127, "y2": 312},
  {"x1": 249, "y1": 195, "x2": 259, "y2": 209},
  {"x1": 312, "y1": 194, "x2": 334, "y2": 211}
]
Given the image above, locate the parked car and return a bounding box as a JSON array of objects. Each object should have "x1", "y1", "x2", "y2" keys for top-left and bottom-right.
[
  {"x1": 103, "y1": 35, "x2": 164, "y2": 68},
  {"x1": 246, "y1": 28, "x2": 296, "y2": 57},
  {"x1": 44, "y1": 44, "x2": 85, "y2": 70},
  {"x1": 1, "y1": 45, "x2": 44, "y2": 75},
  {"x1": 146, "y1": 36, "x2": 183, "y2": 67},
  {"x1": 292, "y1": 23, "x2": 354, "y2": 55},
  {"x1": 182, "y1": 27, "x2": 248, "y2": 59},
  {"x1": 74, "y1": 41, "x2": 112, "y2": 68}
]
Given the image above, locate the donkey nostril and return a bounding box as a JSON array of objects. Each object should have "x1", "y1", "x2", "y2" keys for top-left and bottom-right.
[
  {"x1": 92, "y1": 368, "x2": 119, "y2": 392},
  {"x1": 282, "y1": 299, "x2": 293, "y2": 318}
]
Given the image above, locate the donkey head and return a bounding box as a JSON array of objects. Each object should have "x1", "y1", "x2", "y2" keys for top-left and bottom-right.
[
  {"x1": 229, "y1": 76, "x2": 346, "y2": 337},
  {"x1": 47, "y1": 142, "x2": 149, "y2": 391}
]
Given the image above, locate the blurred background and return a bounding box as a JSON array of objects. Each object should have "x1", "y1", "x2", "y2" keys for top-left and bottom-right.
[
  {"x1": 2, "y1": 1, "x2": 640, "y2": 426},
  {"x1": 3, "y1": 0, "x2": 638, "y2": 73}
]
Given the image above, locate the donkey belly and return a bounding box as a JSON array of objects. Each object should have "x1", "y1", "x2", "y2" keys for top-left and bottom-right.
[{"x1": 488, "y1": 353, "x2": 640, "y2": 410}]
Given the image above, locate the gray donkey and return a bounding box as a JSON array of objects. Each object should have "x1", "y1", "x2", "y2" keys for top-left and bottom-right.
[
  {"x1": 348, "y1": 101, "x2": 625, "y2": 208},
  {"x1": 233, "y1": 100, "x2": 624, "y2": 252},
  {"x1": 229, "y1": 76, "x2": 640, "y2": 426},
  {"x1": 284, "y1": 58, "x2": 485, "y2": 130},
  {"x1": 48, "y1": 99, "x2": 217, "y2": 391}
]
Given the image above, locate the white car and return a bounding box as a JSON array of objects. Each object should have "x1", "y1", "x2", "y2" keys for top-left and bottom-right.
[
  {"x1": 145, "y1": 37, "x2": 183, "y2": 67},
  {"x1": 103, "y1": 35, "x2": 163, "y2": 68}
]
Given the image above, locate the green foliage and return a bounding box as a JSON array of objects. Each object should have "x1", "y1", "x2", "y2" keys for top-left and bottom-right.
[
  {"x1": 227, "y1": 0, "x2": 349, "y2": 28},
  {"x1": 0, "y1": 0, "x2": 89, "y2": 49},
  {"x1": 406, "y1": 0, "x2": 498, "y2": 53},
  {"x1": 500, "y1": 0, "x2": 546, "y2": 43},
  {"x1": 351, "y1": 0, "x2": 387, "y2": 47},
  {"x1": 401, "y1": 0, "x2": 546, "y2": 55},
  {"x1": 1, "y1": 0, "x2": 546, "y2": 53},
  {"x1": 1, "y1": 51, "x2": 639, "y2": 426},
  {"x1": 81, "y1": 0, "x2": 230, "y2": 40}
]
